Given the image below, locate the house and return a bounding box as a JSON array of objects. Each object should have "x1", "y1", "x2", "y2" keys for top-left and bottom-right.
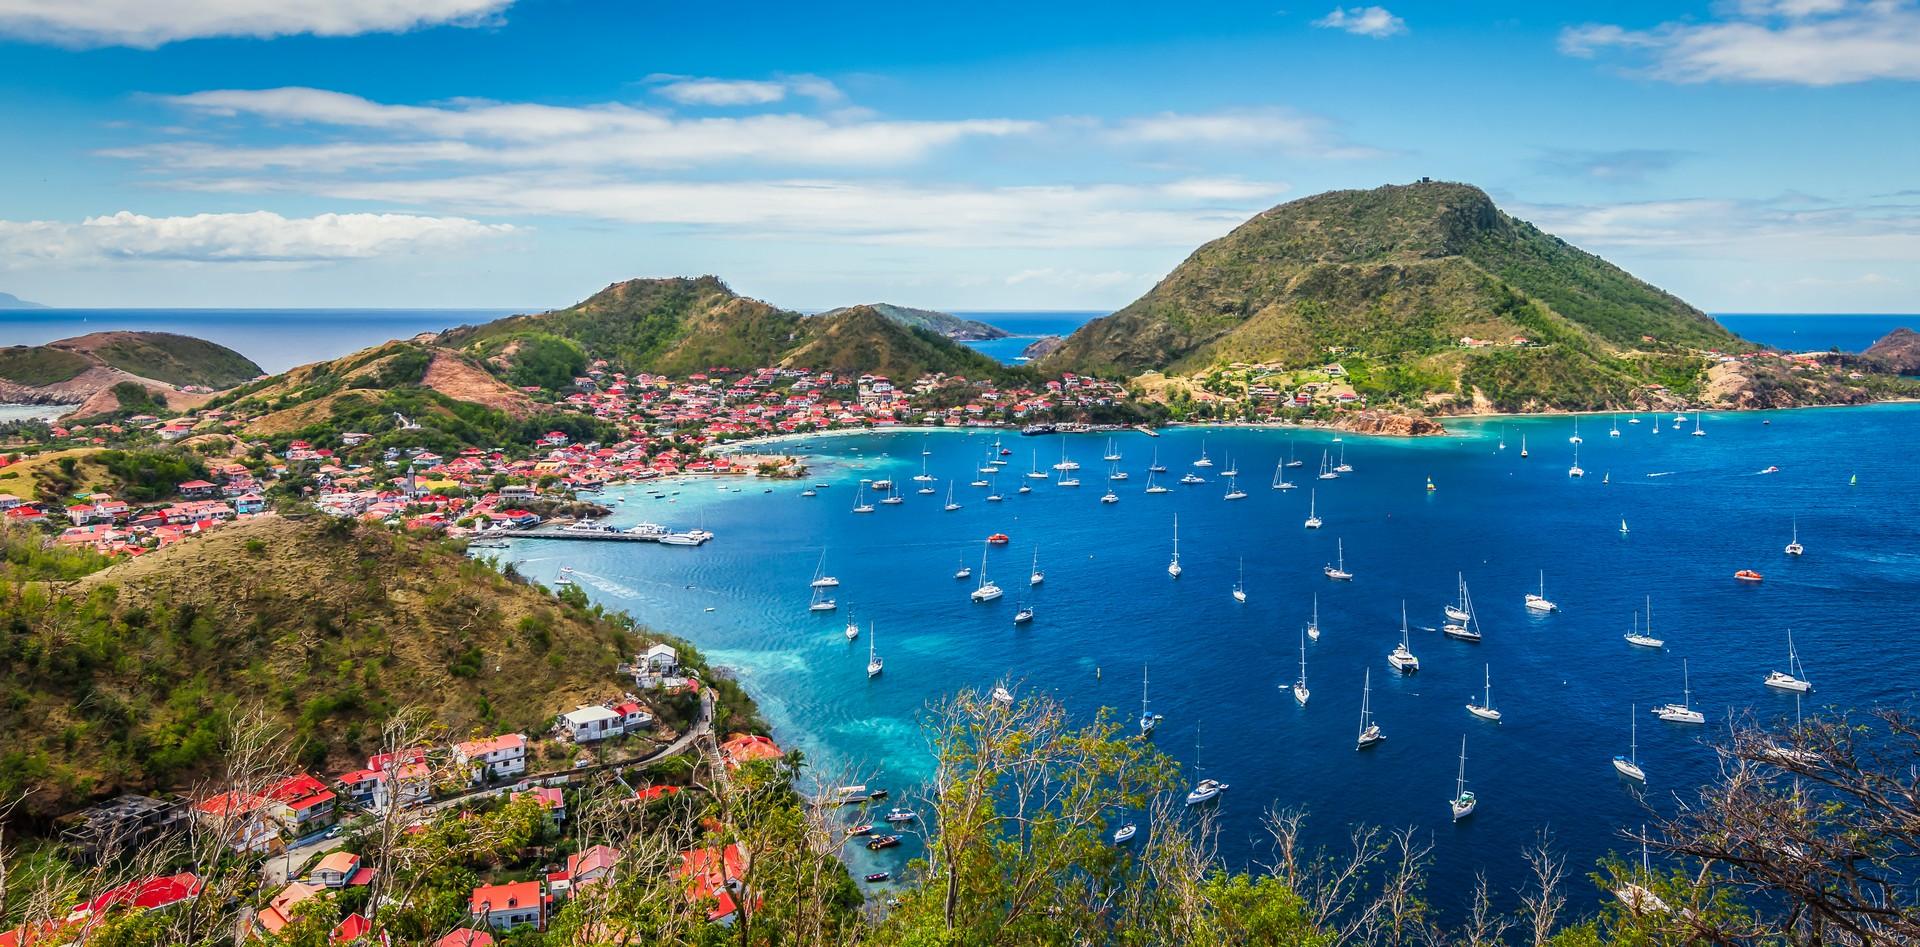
[
  {"x1": 718, "y1": 733, "x2": 782, "y2": 769},
  {"x1": 512, "y1": 786, "x2": 566, "y2": 823},
  {"x1": 642, "y1": 643, "x2": 679, "y2": 674},
  {"x1": 337, "y1": 762, "x2": 428, "y2": 814},
  {"x1": 256, "y1": 882, "x2": 325, "y2": 936},
  {"x1": 176, "y1": 479, "x2": 218, "y2": 499},
  {"x1": 611, "y1": 700, "x2": 653, "y2": 732},
  {"x1": 69, "y1": 872, "x2": 203, "y2": 920},
  {"x1": 452, "y1": 733, "x2": 527, "y2": 784},
  {"x1": 560, "y1": 705, "x2": 623, "y2": 742},
  {"x1": 331, "y1": 912, "x2": 375, "y2": 944},
  {"x1": 469, "y1": 880, "x2": 545, "y2": 931},
  {"x1": 191, "y1": 791, "x2": 279, "y2": 852},
  {"x1": 433, "y1": 932, "x2": 495, "y2": 947},
  {"x1": 266, "y1": 773, "x2": 338, "y2": 838},
  {"x1": 563, "y1": 845, "x2": 619, "y2": 892},
  {"x1": 311, "y1": 851, "x2": 365, "y2": 889},
  {"x1": 677, "y1": 844, "x2": 748, "y2": 925}
]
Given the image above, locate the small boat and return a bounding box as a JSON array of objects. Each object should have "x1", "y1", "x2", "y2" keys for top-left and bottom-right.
[
  {"x1": 986, "y1": 490, "x2": 1003, "y2": 502},
  {"x1": 1569, "y1": 417, "x2": 1583, "y2": 445},
  {"x1": 1609, "y1": 416, "x2": 1620, "y2": 437},
  {"x1": 954, "y1": 560, "x2": 972, "y2": 580},
  {"x1": 1784, "y1": 518, "x2": 1804, "y2": 556},
  {"x1": 914, "y1": 453, "x2": 935, "y2": 482},
  {"x1": 1333, "y1": 444, "x2": 1351, "y2": 474},
  {"x1": 1018, "y1": 484, "x2": 1032, "y2": 494},
  {"x1": 918, "y1": 485, "x2": 936, "y2": 495},
  {"x1": 1734, "y1": 569, "x2": 1764, "y2": 583},
  {"x1": 1602, "y1": 471, "x2": 1610, "y2": 484},
  {"x1": 1304, "y1": 489, "x2": 1322, "y2": 529},
  {"x1": 1101, "y1": 490, "x2": 1119, "y2": 504},
  {"x1": 1763, "y1": 629, "x2": 1812, "y2": 693},
  {"x1": 1012, "y1": 604, "x2": 1034, "y2": 625},
  {"x1": 801, "y1": 488, "x2": 817, "y2": 497},
  {"x1": 1029, "y1": 548, "x2": 1044, "y2": 586},
  {"x1": 1443, "y1": 581, "x2": 1482, "y2": 642},
  {"x1": 1524, "y1": 570, "x2": 1558, "y2": 613},
  {"x1": 1613, "y1": 705, "x2": 1647, "y2": 782},
  {"x1": 1624, "y1": 600, "x2": 1664, "y2": 649},
  {"x1": 992, "y1": 685, "x2": 1015, "y2": 705},
  {"x1": 1285, "y1": 439, "x2": 1304, "y2": 468},
  {"x1": 852, "y1": 483, "x2": 876, "y2": 514},
  {"x1": 1052, "y1": 437, "x2": 1080, "y2": 471},
  {"x1": 1620, "y1": 517, "x2": 1629, "y2": 535},
  {"x1": 1185, "y1": 724, "x2": 1226, "y2": 805},
  {"x1": 971, "y1": 542, "x2": 1003, "y2": 602},
  {"x1": 868, "y1": 788, "x2": 889, "y2": 800},
  {"x1": 1178, "y1": 472, "x2": 1204, "y2": 485},
  {"x1": 865, "y1": 872, "x2": 891, "y2": 883},
  {"x1": 1322, "y1": 539, "x2": 1353, "y2": 581},
  {"x1": 1628, "y1": 412, "x2": 1640, "y2": 424},
  {"x1": 1223, "y1": 474, "x2": 1247, "y2": 501},
  {"x1": 1450, "y1": 736, "x2": 1477, "y2": 821},
  {"x1": 1356, "y1": 667, "x2": 1384, "y2": 749},
  {"x1": 810, "y1": 551, "x2": 840, "y2": 588},
  {"x1": 1445, "y1": 573, "x2": 1471, "y2": 623},
  {"x1": 1026, "y1": 451, "x2": 1048, "y2": 480},
  {"x1": 1144, "y1": 471, "x2": 1169, "y2": 494},
  {"x1": 1426, "y1": 476, "x2": 1436, "y2": 492},
  {"x1": 1290, "y1": 628, "x2": 1311, "y2": 706},
  {"x1": 1272, "y1": 459, "x2": 1296, "y2": 490},
  {"x1": 809, "y1": 585, "x2": 837, "y2": 612},
  {"x1": 1306, "y1": 593, "x2": 1321, "y2": 640},
  {"x1": 848, "y1": 823, "x2": 874, "y2": 836},
  {"x1": 1317, "y1": 450, "x2": 1339, "y2": 480},
  {"x1": 1192, "y1": 440, "x2": 1213, "y2": 468},
  {"x1": 987, "y1": 533, "x2": 1010, "y2": 545},
  {"x1": 1520, "y1": 434, "x2": 1529, "y2": 457},
  {"x1": 1138, "y1": 664, "x2": 1162, "y2": 736},
  {"x1": 1389, "y1": 602, "x2": 1420, "y2": 673},
  {"x1": 866, "y1": 835, "x2": 902, "y2": 850},
  {"x1": 880, "y1": 484, "x2": 904, "y2": 505},
  {"x1": 845, "y1": 612, "x2": 859, "y2": 641},
  {"x1": 1653, "y1": 659, "x2": 1705, "y2": 724},
  {"x1": 866, "y1": 623, "x2": 883, "y2": 678},
  {"x1": 884, "y1": 808, "x2": 917, "y2": 823},
  {"x1": 1148, "y1": 446, "x2": 1167, "y2": 474},
  {"x1": 1232, "y1": 558, "x2": 1247, "y2": 603},
  {"x1": 944, "y1": 482, "x2": 961, "y2": 512},
  {"x1": 1569, "y1": 442, "x2": 1584, "y2": 479},
  {"x1": 1167, "y1": 515, "x2": 1182, "y2": 578},
  {"x1": 1103, "y1": 437, "x2": 1122, "y2": 463},
  {"x1": 1112, "y1": 823, "x2": 1138, "y2": 844},
  {"x1": 1691, "y1": 415, "x2": 1705, "y2": 437},
  {"x1": 1466, "y1": 664, "x2": 1502, "y2": 721}
]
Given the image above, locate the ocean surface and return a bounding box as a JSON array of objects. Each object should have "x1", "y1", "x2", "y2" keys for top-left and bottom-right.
[
  {"x1": 490, "y1": 405, "x2": 1920, "y2": 914},
  {"x1": 1716, "y1": 313, "x2": 1917, "y2": 354},
  {"x1": 950, "y1": 310, "x2": 1102, "y2": 363}
]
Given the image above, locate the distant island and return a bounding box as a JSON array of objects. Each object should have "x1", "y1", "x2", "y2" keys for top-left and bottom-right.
[
  {"x1": 0, "y1": 290, "x2": 45, "y2": 309},
  {"x1": 816, "y1": 302, "x2": 1009, "y2": 341},
  {"x1": 0, "y1": 330, "x2": 263, "y2": 414}
]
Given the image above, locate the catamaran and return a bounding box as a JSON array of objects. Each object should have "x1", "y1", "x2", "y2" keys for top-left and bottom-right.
[
  {"x1": 1290, "y1": 629, "x2": 1310, "y2": 706},
  {"x1": 1570, "y1": 417, "x2": 1583, "y2": 445},
  {"x1": 1569, "y1": 442, "x2": 1585, "y2": 478},
  {"x1": 1691, "y1": 414, "x2": 1705, "y2": 437},
  {"x1": 1101, "y1": 489, "x2": 1119, "y2": 504},
  {"x1": 943, "y1": 482, "x2": 961, "y2": 512},
  {"x1": 1445, "y1": 573, "x2": 1471, "y2": 623},
  {"x1": 1784, "y1": 519, "x2": 1804, "y2": 556},
  {"x1": 1029, "y1": 548, "x2": 1045, "y2": 586},
  {"x1": 1524, "y1": 570, "x2": 1558, "y2": 613},
  {"x1": 970, "y1": 542, "x2": 1002, "y2": 603},
  {"x1": 1653, "y1": 659, "x2": 1705, "y2": 724},
  {"x1": 1610, "y1": 416, "x2": 1621, "y2": 437},
  {"x1": 810, "y1": 550, "x2": 840, "y2": 588},
  {"x1": 913, "y1": 454, "x2": 935, "y2": 482},
  {"x1": 1193, "y1": 439, "x2": 1214, "y2": 468},
  {"x1": 1450, "y1": 736, "x2": 1477, "y2": 821},
  {"x1": 866, "y1": 623, "x2": 883, "y2": 678},
  {"x1": 1613, "y1": 705, "x2": 1647, "y2": 782},
  {"x1": 1323, "y1": 539, "x2": 1353, "y2": 581},
  {"x1": 1466, "y1": 664, "x2": 1501, "y2": 721},
  {"x1": 1167, "y1": 515, "x2": 1182, "y2": 578},
  {"x1": 1389, "y1": 603, "x2": 1420, "y2": 673},
  {"x1": 1624, "y1": 597, "x2": 1665, "y2": 648},
  {"x1": 1272, "y1": 459, "x2": 1296, "y2": 490},
  {"x1": 1763, "y1": 629, "x2": 1812, "y2": 692},
  {"x1": 1357, "y1": 668, "x2": 1384, "y2": 749},
  {"x1": 1233, "y1": 558, "x2": 1247, "y2": 603},
  {"x1": 1304, "y1": 489, "x2": 1323, "y2": 529},
  {"x1": 1139, "y1": 664, "x2": 1162, "y2": 736},
  {"x1": 1223, "y1": 473, "x2": 1248, "y2": 501},
  {"x1": 1306, "y1": 593, "x2": 1321, "y2": 640},
  {"x1": 1443, "y1": 582, "x2": 1481, "y2": 641}
]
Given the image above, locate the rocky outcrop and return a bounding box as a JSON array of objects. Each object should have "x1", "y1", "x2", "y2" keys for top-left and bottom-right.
[
  {"x1": 1021, "y1": 335, "x2": 1065, "y2": 360},
  {"x1": 1330, "y1": 410, "x2": 1446, "y2": 437},
  {"x1": 1865, "y1": 327, "x2": 1920, "y2": 375}
]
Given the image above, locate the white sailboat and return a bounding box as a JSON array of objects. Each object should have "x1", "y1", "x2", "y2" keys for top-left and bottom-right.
[
  {"x1": 1285, "y1": 439, "x2": 1304, "y2": 468},
  {"x1": 866, "y1": 623, "x2": 883, "y2": 678},
  {"x1": 1520, "y1": 433, "x2": 1529, "y2": 457},
  {"x1": 1185, "y1": 724, "x2": 1227, "y2": 805},
  {"x1": 1784, "y1": 518, "x2": 1804, "y2": 556},
  {"x1": 1192, "y1": 439, "x2": 1213, "y2": 468},
  {"x1": 1443, "y1": 581, "x2": 1482, "y2": 641},
  {"x1": 970, "y1": 542, "x2": 1002, "y2": 603},
  {"x1": 1570, "y1": 417, "x2": 1583, "y2": 445},
  {"x1": 1613, "y1": 705, "x2": 1647, "y2": 782},
  {"x1": 1012, "y1": 602, "x2": 1034, "y2": 625},
  {"x1": 1108, "y1": 462, "x2": 1128, "y2": 481},
  {"x1": 1223, "y1": 473, "x2": 1247, "y2": 501},
  {"x1": 1450, "y1": 736, "x2": 1477, "y2": 821},
  {"x1": 1322, "y1": 539, "x2": 1352, "y2": 581},
  {"x1": 1333, "y1": 443, "x2": 1352, "y2": 474},
  {"x1": 1222, "y1": 454, "x2": 1240, "y2": 478},
  {"x1": 1445, "y1": 573, "x2": 1471, "y2": 623},
  {"x1": 1466, "y1": 664, "x2": 1501, "y2": 721},
  {"x1": 1149, "y1": 446, "x2": 1167, "y2": 473},
  {"x1": 1101, "y1": 488, "x2": 1119, "y2": 504},
  {"x1": 1691, "y1": 414, "x2": 1705, "y2": 437},
  {"x1": 1763, "y1": 629, "x2": 1812, "y2": 692},
  {"x1": 844, "y1": 608, "x2": 859, "y2": 641},
  {"x1": 953, "y1": 555, "x2": 971, "y2": 580},
  {"x1": 1144, "y1": 470, "x2": 1169, "y2": 494},
  {"x1": 1232, "y1": 558, "x2": 1247, "y2": 603},
  {"x1": 809, "y1": 584, "x2": 837, "y2": 612},
  {"x1": 1104, "y1": 437, "x2": 1122, "y2": 463},
  {"x1": 1317, "y1": 449, "x2": 1339, "y2": 480},
  {"x1": 1290, "y1": 628, "x2": 1310, "y2": 706},
  {"x1": 810, "y1": 550, "x2": 840, "y2": 588},
  {"x1": 1356, "y1": 668, "x2": 1384, "y2": 749},
  {"x1": 1653, "y1": 658, "x2": 1705, "y2": 724},
  {"x1": 1271, "y1": 459, "x2": 1296, "y2": 490},
  {"x1": 1624, "y1": 597, "x2": 1665, "y2": 648},
  {"x1": 1568, "y1": 441, "x2": 1585, "y2": 478},
  {"x1": 1306, "y1": 593, "x2": 1321, "y2": 640},
  {"x1": 1524, "y1": 570, "x2": 1558, "y2": 613},
  {"x1": 1389, "y1": 602, "x2": 1420, "y2": 673},
  {"x1": 1652, "y1": 415, "x2": 1661, "y2": 434},
  {"x1": 913, "y1": 453, "x2": 935, "y2": 482},
  {"x1": 1139, "y1": 664, "x2": 1162, "y2": 736},
  {"x1": 1304, "y1": 489, "x2": 1323, "y2": 529},
  {"x1": 1609, "y1": 415, "x2": 1620, "y2": 438},
  {"x1": 1053, "y1": 437, "x2": 1080, "y2": 471},
  {"x1": 1167, "y1": 515, "x2": 1182, "y2": 578},
  {"x1": 852, "y1": 483, "x2": 875, "y2": 513},
  {"x1": 1056, "y1": 465, "x2": 1081, "y2": 488},
  {"x1": 1026, "y1": 450, "x2": 1048, "y2": 480},
  {"x1": 1029, "y1": 548, "x2": 1045, "y2": 586},
  {"x1": 1620, "y1": 517, "x2": 1630, "y2": 535},
  {"x1": 943, "y1": 481, "x2": 961, "y2": 512}
]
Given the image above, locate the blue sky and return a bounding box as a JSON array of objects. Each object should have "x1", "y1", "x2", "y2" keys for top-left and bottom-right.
[{"x1": 0, "y1": 0, "x2": 1916, "y2": 312}]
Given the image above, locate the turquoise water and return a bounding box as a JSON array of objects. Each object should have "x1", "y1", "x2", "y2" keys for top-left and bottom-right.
[
  {"x1": 494, "y1": 405, "x2": 1920, "y2": 911},
  {"x1": 951, "y1": 310, "x2": 1101, "y2": 363}
]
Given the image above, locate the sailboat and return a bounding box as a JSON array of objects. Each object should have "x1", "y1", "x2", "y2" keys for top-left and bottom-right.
[
  {"x1": 1570, "y1": 417, "x2": 1583, "y2": 445},
  {"x1": 1101, "y1": 488, "x2": 1119, "y2": 504},
  {"x1": 1652, "y1": 415, "x2": 1661, "y2": 435},
  {"x1": 1221, "y1": 454, "x2": 1240, "y2": 478},
  {"x1": 1691, "y1": 414, "x2": 1705, "y2": 437},
  {"x1": 1499, "y1": 426, "x2": 1507, "y2": 450},
  {"x1": 1271, "y1": 459, "x2": 1296, "y2": 490},
  {"x1": 1304, "y1": 489, "x2": 1323, "y2": 529},
  {"x1": 1012, "y1": 602, "x2": 1034, "y2": 624},
  {"x1": 1317, "y1": 450, "x2": 1339, "y2": 480},
  {"x1": 1524, "y1": 570, "x2": 1558, "y2": 613},
  {"x1": 1167, "y1": 515, "x2": 1183, "y2": 578},
  {"x1": 913, "y1": 454, "x2": 934, "y2": 482},
  {"x1": 1763, "y1": 629, "x2": 1812, "y2": 692},
  {"x1": 1466, "y1": 664, "x2": 1501, "y2": 721},
  {"x1": 1193, "y1": 439, "x2": 1213, "y2": 468},
  {"x1": 1334, "y1": 443, "x2": 1352, "y2": 474},
  {"x1": 852, "y1": 483, "x2": 876, "y2": 513},
  {"x1": 809, "y1": 584, "x2": 837, "y2": 612},
  {"x1": 1104, "y1": 437, "x2": 1122, "y2": 463},
  {"x1": 1184, "y1": 724, "x2": 1228, "y2": 805},
  {"x1": 1223, "y1": 473, "x2": 1247, "y2": 501},
  {"x1": 866, "y1": 622, "x2": 883, "y2": 678},
  {"x1": 1520, "y1": 433, "x2": 1528, "y2": 457},
  {"x1": 844, "y1": 608, "x2": 859, "y2": 641},
  {"x1": 1306, "y1": 593, "x2": 1321, "y2": 640},
  {"x1": 1653, "y1": 659, "x2": 1705, "y2": 724},
  {"x1": 1139, "y1": 665, "x2": 1163, "y2": 736},
  {"x1": 1056, "y1": 465, "x2": 1081, "y2": 488},
  {"x1": 1029, "y1": 548, "x2": 1045, "y2": 586},
  {"x1": 970, "y1": 542, "x2": 1002, "y2": 603},
  {"x1": 1624, "y1": 601, "x2": 1664, "y2": 649},
  {"x1": 1356, "y1": 668, "x2": 1384, "y2": 748},
  {"x1": 1322, "y1": 539, "x2": 1353, "y2": 581},
  {"x1": 1286, "y1": 439, "x2": 1304, "y2": 468},
  {"x1": 1053, "y1": 437, "x2": 1080, "y2": 471},
  {"x1": 1443, "y1": 581, "x2": 1481, "y2": 641},
  {"x1": 1784, "y1": 519, "x2": 1804, "y2": 556},
  {"x1": 1613, "y1": 705, "x2": 1647, "y2": 782},
  {"x1": 1445, "y1": 573, "x2": 1471, "y2": 623},
  {"x1": 1290, "y1": 629, "x2": 1310, "y2": 706},
  {"x1": 1620, "y1": 516, "x2": 1630, "y2": 535},
  {"x1": 1449, "y1": 736, "x2": 1477, "y2": 820},
  {"x1": 1568, "y1": 442, "x2": 1585, "y2": 478},
  {"x1": 943, "y1": 481, "x2": 961, "y2": 512},
  {"x1": 953, "y1": 555, "x2": 971, "y2": 580},
  {"x1": 1629, "y1": 412, "x2": 1640, "y2": 425},
  {"x1": 1144, "y1": 470, "x2": 1169, "y2": 494},
  {"x1": 1232, "y1": 559, "x2": 1247, "y2": 603},
  {"x1": 810, "y1": 550, "x2": 840, "y2": 588},
  {"x1": 1149, "y1": 446, "x2": 1167, "y2": 474},
  {"x1": 1108, "y1": 461, "x2": 1128, "y2": 481},
  {"x1": 1609, "y1": 416, "x2": 1620, "y2": 438},
  {"x1": 1389, "y1": 603, "x2": 1420, "y2": 673},
  {"x1": 1026, "y1": 450, "x2": 1048, "y2": 480}
]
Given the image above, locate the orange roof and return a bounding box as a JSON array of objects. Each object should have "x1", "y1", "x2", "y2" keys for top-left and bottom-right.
[
  {"x1": 718, "y1": 733, "x2": 781, "y2": 768},
  {"x1": 258, "y1": 882, "x2": 324, "y2": 934},
  {"x1": 434, "y1": 932, "x2": 495, "y2": 947},
  {"x1": 567, "y1": 844, "x2": 620, "y2": 881},
  {"x1": 677, "y1": 844, "x2": 747, "y2": 922},
  {"x1": 193, "y1": 790, "x2": 268, "y2": 817},
  {"x1": 470, "y1": 880, "x2": 542, "y2": 915},
  {"x1": 315, "y1": 851, "x2": 361, "y2": 875},
  {"x1": 454, "y1": 733, "x2": 525, "y2": 757}
]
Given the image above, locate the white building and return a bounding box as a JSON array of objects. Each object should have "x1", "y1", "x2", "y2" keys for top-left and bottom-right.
[
  {"x1": 560, "y1": 705, "x2": 623, "y2": 742},
  {"x1": 452, "y1": 733, "x2": 527, "y2": 784}
]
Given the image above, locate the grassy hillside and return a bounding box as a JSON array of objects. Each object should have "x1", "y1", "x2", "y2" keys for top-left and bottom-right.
[
  {"x1": 816, "y1": 302, "x2": 1009, "y2": 340},
  {"x1": 0, "y1": 516, "x2": 637, "y2": 821},
  {"x1": 53, "y1": 332, "x2": 263, "y2": 389},
  {"x1": 1044, "y1": 181, "x2": 1748, "y2": 409},
  {"x1": 0, "y1": 345, "x2": 91, "y2": 386},
  {"x1": 785, "y1": 305, "x2": 1014, "y2": 380}
]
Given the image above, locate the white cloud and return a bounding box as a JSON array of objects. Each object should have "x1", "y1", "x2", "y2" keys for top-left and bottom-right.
[
  {"x1": 1004, "y1": 267, "x2": 1153, "y2": 292},
  {"x1": 642, "y1": 74, "x2": 846, "y2": 107},
  {"x1": 1560, "y1": 0, "x2": 1920, "y2": 85},
  {"x1": 0, "y1": 0, "x2": 512, "y2": 48},
  {"x1": 1313, "y1": 6, "x2": 1407, "y2": 38},
  {"x1": 1507, "y1": 194, "x2": 1920, "y2": 263},
  {"x1": 1109, "y1": 109, "x2": 1381, "y2": 159},
  {"x1": 0, "y1": 211, "x2": 513, "y2": 266}
]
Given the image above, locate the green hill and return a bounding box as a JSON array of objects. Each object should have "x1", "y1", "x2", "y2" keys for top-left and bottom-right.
[
  {"x1": 1045, "y1": 181, "x2": 1747, "y2": 410},
  {"x1": 53, "y1": 331, "x2": 264, "y2": 389},
  {"x1": 816, "y1": 302, "x2": 1009, "y2": 340},
  {"x1": 785, "y1": 305, "x2": 1011, "y2": 380}
]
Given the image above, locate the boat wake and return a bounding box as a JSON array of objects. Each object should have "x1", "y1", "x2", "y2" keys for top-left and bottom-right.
[{"x1": 1645, "y1": 471, "x2": 1676, "y2": 478}]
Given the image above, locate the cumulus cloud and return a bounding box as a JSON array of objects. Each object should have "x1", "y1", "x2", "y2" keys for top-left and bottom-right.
[
  {"x1": 1560, "y1": 0, "x2": 1920, "y2": 85},
  {"x1": 0, "y1": 211, "x2": 513, "y2": 266},
  {"x1": 1109, "y1": 109, "x2": 1381, "y2": 159},
  {"x1": 1313, "y1": 6, "x2": 1407, "y2": 38},
  {"x1": 643, "y1": 74, "x2": 845, "y2": 107},
  {"x1": 1507, "y1": 193, "x2": 1920, "y2": 263},
  {"x1": 0, "y1": 0, "x2": 512, "y2": 48}
]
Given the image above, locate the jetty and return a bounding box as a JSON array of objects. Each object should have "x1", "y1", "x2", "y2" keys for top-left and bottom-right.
[{"x1": 513, "y1": 525, "x2": 713, "y2": 545}]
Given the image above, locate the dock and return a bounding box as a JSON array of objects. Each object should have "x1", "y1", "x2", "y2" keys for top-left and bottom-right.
[{"x1": 509, "y1": 527, "x2": 711, "y2": 545}]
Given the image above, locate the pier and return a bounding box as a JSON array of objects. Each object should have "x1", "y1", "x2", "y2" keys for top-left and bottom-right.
[{"x1": 503, "y1": 527, "x2": 711, "y2": 545}]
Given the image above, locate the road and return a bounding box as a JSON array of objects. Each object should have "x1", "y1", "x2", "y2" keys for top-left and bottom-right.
[{"x1": 261, "y1": 688, "x2": 714, "y2": 886}]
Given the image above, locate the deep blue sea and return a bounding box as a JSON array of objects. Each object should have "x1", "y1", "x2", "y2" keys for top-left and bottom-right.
[
  {"x1": 950, "y1": 310, "x2": 1102, "y2": 363},
  {"x1": 1716, "y1": 313, "x2": 1918, "y2": 354},
  {"x1": 491, "y1": 407, "x2": 1920, "y2": 914}
]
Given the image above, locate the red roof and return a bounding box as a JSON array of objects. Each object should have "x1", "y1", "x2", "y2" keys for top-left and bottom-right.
[
  {"x1": 73, "y1": 873, "x2": 202, "y2": 916},
  {"x1": 331, "y1": 912, "x2": 374, "y2": 944},
  {"x1": 718, "y1": 733, "x2": 782, "y2": 768},
  {"x1": 434, "y1": 932, "x2": 495, "y2": 947},
  {"x1": 470, "y1": 879, "x2": 542, "y2": 914}
]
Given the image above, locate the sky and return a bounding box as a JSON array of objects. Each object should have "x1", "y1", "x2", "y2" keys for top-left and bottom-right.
[{"x1": 0, "y1": 0, "x2": 1916, "y2": 313}]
